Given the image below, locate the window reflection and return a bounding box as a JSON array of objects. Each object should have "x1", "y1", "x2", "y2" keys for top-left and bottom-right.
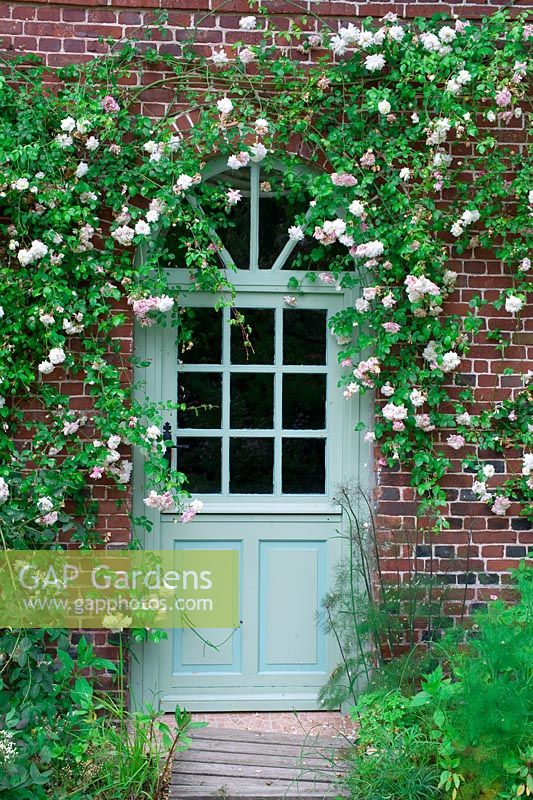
[
  {"x1": 283, "y1": 309, "x2": 327, "y2": 365},
  {"x1": 177, "y1": 437, "x2": 222, "y2": 493},
  {"x1": 178, "y1": 373, "x2": 222, "y2": 429},
  {"x1": 230, "y1": 374, "x2": 274, "y2": 429},
  {"x1": 230, "y1": 438, "x2": 274, "y2": 493},
  {"x1": 230, "y1": 308, "x2": 275, "y2": 365},
  {"x1": 283, "y1": 374, "x2": 326, "y2": 430},
  {"x1": 282, "y1": 438, "x2": 325, "y2": 494}
]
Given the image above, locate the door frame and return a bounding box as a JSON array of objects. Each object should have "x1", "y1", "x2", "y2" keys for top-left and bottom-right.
[{"x1": 130, "y1": 270, "x2": 374, "y2": 711}]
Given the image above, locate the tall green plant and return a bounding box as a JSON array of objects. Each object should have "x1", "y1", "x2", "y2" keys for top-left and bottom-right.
[{"x1": 319, "y1": 487, "x2": 461, "y2": 707}]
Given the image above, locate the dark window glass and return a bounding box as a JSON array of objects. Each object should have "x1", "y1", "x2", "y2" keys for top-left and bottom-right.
[
  {"x1": 258, "y1": 170, "x2": 312, "y2": 270},
  {"x1": 230, "y1": 374, "x2": 274, "y2": 429},
  {"x1": 230, "y1": 308, "x2": 275, "y2": 365},
  {"x1": 180, "y1": 307, "x2": 222, "y2": 365},
  {"x1": 283, "y1": 374, "x2": 326, "y2": 430},
  {"x1": 283, "y1": 309, "x2": 327, "y2": 365},
  {"x1": 178, "y1": 373, "x2": 222, "y2": 429},
  {"x1": 165, "y1": 220, "x2": 193, "y2": 269},
  {"x1": 177, "y1": 437, "x2": 221, "y2": 493},
  {"x1": 258, "y1": 196, "x2": 296, "y2": 269},
  {"x1": 211, "y1": 169, "x2": 251, "y2": 269},
  {"x1": 282, "y1": 438, "x2": 325, "y2": 494},
  {"x1": 230, "y1": 438, "x2": 274, "y2": 493}
]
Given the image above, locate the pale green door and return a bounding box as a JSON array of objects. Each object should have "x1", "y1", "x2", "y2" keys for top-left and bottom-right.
[{"x1": 132, "y1": 160, "x2": 368, "y2": 711}]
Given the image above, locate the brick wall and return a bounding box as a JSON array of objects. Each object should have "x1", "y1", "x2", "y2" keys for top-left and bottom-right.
[{"x1": 1, "y1": 0, "x2": 531, "y2": 654}]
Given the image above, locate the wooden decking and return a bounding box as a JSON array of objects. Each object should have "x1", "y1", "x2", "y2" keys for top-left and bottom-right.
[{"x1": 169, "y1": 726, "x2": 349, "y2": 799}]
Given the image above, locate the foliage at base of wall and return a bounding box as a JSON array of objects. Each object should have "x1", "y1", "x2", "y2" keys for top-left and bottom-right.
[
  {"x1": 0, "y1": 629, "x2": 198, "y2": 799},
  {"x1": 341, "y1": 560, "x2": 533, "y2": 800}
]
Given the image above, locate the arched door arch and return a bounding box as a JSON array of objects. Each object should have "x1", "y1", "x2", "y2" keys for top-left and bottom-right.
[{"x1": 132, "y1": 155, "x2": 371, "y2": 711}]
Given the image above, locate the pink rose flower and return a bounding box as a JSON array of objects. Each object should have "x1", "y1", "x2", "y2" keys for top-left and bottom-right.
[{"x1": 101, "y1": 95, "x2": 120, "y2": 113}]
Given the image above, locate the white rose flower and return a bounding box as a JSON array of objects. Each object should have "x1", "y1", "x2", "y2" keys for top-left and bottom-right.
[
  {"x1": 378, "y1": 99, "x2": 391, "y2": 115},
  {"x1": 250, "y1": 143, "x2": 268, "y2": 162},
  {"x1": 60, "y1": 116, "x2": 76, "y2": 132},
  {"x1": 38, "y1": 360, "x2": 54, "y2": 375},
  {"x1": 212, "y1": 49, "x2": 229, "y2": 65},
  {"x1": 86, "y1": 136, "x2": 100, "y2": 151},
  {"x1": 364, "y1": 54, "x2": 386, "y2": 72},
  {"x1": 439, "y1": 26, "x2": 456, "y2": 43},
  {"x1": 55, "y1": 134, "x2": 73, "y2": 148},
  {"x1": 505, "y1": 295, "x2": 524, "y2": 314},
  {"x1": 239, "y1": 15, "x2": 257, "y2": 30},
  {"x1": 11, "y1": 178, "x2": 29, "y2": 191},
  {"x1": 156, "y1": 295, "x2": 174, "y2": 313},
  {"x1": 75, "y1": 161, "x2": 88, "y2": 178},
  {"x1": 0, "y1": 477, "x2": 9, "y2": 504},
  {"x1": 288, "y1": 225, "x2": 305, "y2": 242},
  {"x1": 174, "y1": 174, "x2": 194, "y2": 192},
  {"x1": 483, "y1": 464, "x2": 496, "y2": 479},
  {"x1": 107, "y1": 435, "x2": 122, "y2": 450},
  {"x1": 37, "y1": 496, "x2": 54, "y2": 512},
  {"x1": 349, "y1": 199, "x2": 365, "y2": 217},
  {"x1": 48, "y1": 347, "x2": 66, "y2": 365},
  {"x1": 134, "y1": 220, "x2": 151, "y2": 236},
  {"x1": 388, "y1": 25, "x2": 405, "y2": 41},
  {"x1": 217, "y1": 97, "x2": 233, "y2": 115}
]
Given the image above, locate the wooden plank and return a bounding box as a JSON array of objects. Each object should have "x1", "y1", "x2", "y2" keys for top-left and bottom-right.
[
  {"x1": 169, "y1": 726, "x2": 347, "y2": 800},
  {"x1": 190, "y1": 727, "x2": 346, "y2": 748},
  {"x1": 172, "y1": 761, "x2": 335, "y2": 782},
  {"x1": 184, "y1": 736, "x2": 341, "y2": 759},
  {"x1": 170, "y1": 775, "x2": 338, "y2": 800},
  {"x1": 177, "y1": 749, "x2": 336, "y2": 769},
  {"x1": 169, "y1": 789, "x2": 341, "y2": 800}
]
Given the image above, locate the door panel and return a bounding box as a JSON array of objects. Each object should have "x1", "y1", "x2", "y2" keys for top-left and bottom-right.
[
  {"x1": 259, "y1": 541, "x2": 326, "y2": 671},
  {"x1": 132, "y1": 283, "x2": 368, "y2": 712},
  {"x1": 154, "y1": 516, "x2": 341, "y2": 711}
]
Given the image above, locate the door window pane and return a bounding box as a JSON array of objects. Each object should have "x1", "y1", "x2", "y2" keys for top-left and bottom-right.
[
  {"x1": 283, "y1": 309, "x2": 327, "y2": 366},
  {"x1": 178, "y1": 373, "x2": 222, "y2": 429},
  {"x1": 230, "y1": 438, "x2": 274, "y2": 493},
  {"x1": 211, "y1": 169, "x2": 251, "y2": 269},
  {"x1": 230, "y1": 374, "x2": 274, "y2": 429},
  {"x1": 180, "y1": 307, "x2": 222, "y2": 365},
  {"x1": 177, "y1": 437, "x2": 222, "y2": 493},
  {"x1": 282, "y1": 374, "x2": 326, "y2": 430},
  {"x1": 230, "y1": 308, "x2": 275, "y2": 365},
  {"x1": 282, "y1": 438, "x2": 325, "y2": 494}
]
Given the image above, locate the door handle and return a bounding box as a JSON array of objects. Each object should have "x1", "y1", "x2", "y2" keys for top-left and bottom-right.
[{"x1": 162, "y1": 421, "x2": 173, "y2": 471}]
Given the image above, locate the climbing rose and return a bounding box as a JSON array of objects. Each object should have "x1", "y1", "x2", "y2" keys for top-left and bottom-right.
[
  {"x1": 179, "y1": 499, "x2": 204, "y2": 523},
  {"x1": 144, "y1": 491, "x2": 175, "y2": 511},
  {"x1": 505, "y1": 295, "x2": 524, "y2": 314},
  {"x1": 288, "y1": 225, "x2": 305, "y2": 241},
  {"x1": 364, "y1": 54, "x2": 386, "y2": 71},
  {"x1": 226, "y1": 189, "x2": 242, "y2": 205},
  {"x1": 491, "y1": 495, "x2": 511, "y2": 516},
  {"x1": 331, "y1": 172, "x2": 357, "y2": 186},
  {"x1": 0, "y1": 478, "x2": 8, "y2": 504},
  {"x1": 447, "y1": 435, "x2": 465, "y2": 450},
  {"x1": 495, "y1": 88, "x2": 512, "y2": 107},
  {"x1": 382, "y1": 322, "x2": 400, "y2": 334},
  {"x1": 239, "y1": 15, "x2": 257, "y2": 30},
  {"x1": 49, "y1": 348, "x2": 66, "y2": 365},
  {"x1": 101, "y1": 95, "x2": 120, "y2": 112},
  {"x1": 378, "y1": 100, "x2": 391, "y2": 114},
  {"x1": 217, "y1": 98, "x2": 233, "y2": 115},
  {"x1": 37, "y1": 497, "x2": 54, "y2": 512}
]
